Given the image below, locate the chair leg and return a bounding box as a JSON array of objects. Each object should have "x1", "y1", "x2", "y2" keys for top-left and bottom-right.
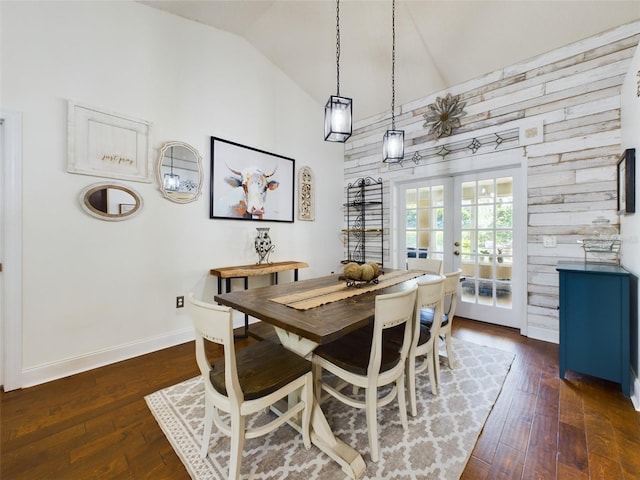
[
  {"x1": 200, "y1": 401, "x2": 214, "y2": 459},
  {"x1": 444, "y1": 333, "x2": 456, "y2": 368},
  {"x1": 301, "y1": 375, "x2": 313, "y2": 450},
  {"x1": 427, "y1": 348, "x2": 438, "y2": 395},
  {"x1": 365, "y1": 387, "x2": 380, "y2": 463},
  {"x1": 406, "y1": 357, "x2": 417, "y2": 417},
  {"x1": 228, "y1": 412, "x2": 246, "y2": 480},
  {"x1": 434, "y1": 344, "x2": 442, "y2": 388},
  {"x1": 397, "y1": 374, "x2": 408, "y2": 430}
]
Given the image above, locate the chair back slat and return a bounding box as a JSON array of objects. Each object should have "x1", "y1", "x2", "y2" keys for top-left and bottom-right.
[
  {"x1": 187, "y1": 293, "x2": 244, "y2": 402},
  {"x1": 413, "y1": 276, "x2": 445, "y2": 348},
  {"x1": 443, "y1": 269, "x2": 462, "y2": 317},
  {"x1": 407, "y1": 257, "x2": 443, "y2": 275},
  {"x1": 369, "y1": 286, "x2": 418, "y2": 376}
]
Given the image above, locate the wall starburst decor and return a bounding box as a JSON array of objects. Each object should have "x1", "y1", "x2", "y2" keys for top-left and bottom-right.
[{"x1": 423, "y1": 93, "x2": 467, "y2": 138}]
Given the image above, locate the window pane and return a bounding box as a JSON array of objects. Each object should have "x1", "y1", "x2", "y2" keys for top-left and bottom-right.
[
  {"x1": 478, "y1": 205, "x2": 494, "y2": 228},
  {"x1": 406, "y1": 231, "x2": 416, "y2": 248},
  {"x1": 478, "y1": 179, "x2": 494, "y2": 204},
  {"x1": 418, "y1": 209, "x2": 430, "y2": 229},
  {"x1": 418, "y1": 231, "x2": 430, "y2": 249},
  {"x1": 461, "y1": 206, "x2": 475, "y2": 228},
  {"x1": 435, "y1": 207, "x2": 444, "y2": 229},
  {"x1": 496, "y1": 203, "x2": 512, "y2": 228},
  {"x1": 461, "y1": 230, "x2": 475, "y2": 255},
  {"x1": 418, "y1": 187, "x2": 430, "y2": 208},
  {"x1": 406, "y1": 189, "x2": 417, "y2": 209},
  {"x1": 406, "y1": 209, "x2": 417, "y2": 228},
  {"x1": 461, "y1": 182, "x2": 476, "y2": 204},
  {"x1": 434, "y1": 231, "x2": 444, "y2": 251},
  {"x1": 497, "y1": 177, "x2": 513, "y2": 201},
  {"x1": 432, "y1": 185, "x2": 444, "y2": 207}
]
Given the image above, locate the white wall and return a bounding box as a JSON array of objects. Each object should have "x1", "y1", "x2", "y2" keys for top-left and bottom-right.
[
  {"x1": 1, "y1": 1, "x2": 344, "y2": 387},
  {"x1": 620, "y1": 42, "x2": 640, "y2": 409}
]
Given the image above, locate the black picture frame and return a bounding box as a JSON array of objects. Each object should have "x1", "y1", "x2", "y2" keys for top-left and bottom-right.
[
  {"x1": 210, "y1": 137, "x2": 295, "y2": 222},
  {"x1": 617, "y1": 148, "x2": 636, "y2": 215}
]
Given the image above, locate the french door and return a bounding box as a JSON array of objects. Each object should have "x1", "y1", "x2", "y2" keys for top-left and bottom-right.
[{"x1": 400, "y1": 168, "x2": 523, "y2": 329}]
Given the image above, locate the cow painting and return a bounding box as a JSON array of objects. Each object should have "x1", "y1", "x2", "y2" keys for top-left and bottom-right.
[{"x1": 217, "y1": 165, "x2": 279, "y2": 219}]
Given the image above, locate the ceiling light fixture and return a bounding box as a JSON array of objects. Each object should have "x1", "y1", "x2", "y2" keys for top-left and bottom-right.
[
  {"x1": 382, "y1": 0, "x2": 404, "y2": 163},
  {"x1": 324, "y1": 0, "x2": 352, "y2": 143}
]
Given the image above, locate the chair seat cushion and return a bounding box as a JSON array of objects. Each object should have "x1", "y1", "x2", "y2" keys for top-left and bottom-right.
[
  {"x1": 420, "y1": 308, "x2": 448, "y2": 328},
  {"x1": 210, "y1": 341, "x2": 311, "y2": 400},
  {"x1": 314, "y1": 324, "x2": 402, "y2": 376}
]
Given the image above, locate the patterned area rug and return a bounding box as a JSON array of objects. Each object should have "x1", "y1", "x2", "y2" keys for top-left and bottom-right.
[{"x1": 145, "y1": 338, "x2": 514, "y2": 479}]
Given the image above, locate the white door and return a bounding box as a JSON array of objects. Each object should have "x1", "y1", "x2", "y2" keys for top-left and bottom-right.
[
  {"x1": 452, "y1": 170, "x2": 522, "y2": 328},
  {"x1": 399, "y1": 167, "x2": 523, "y2": 329}
]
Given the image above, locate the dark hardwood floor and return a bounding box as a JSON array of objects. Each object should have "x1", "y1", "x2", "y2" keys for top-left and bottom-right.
[{"x1": 2, "y1": 318, "x2": 639, "y2": 479}]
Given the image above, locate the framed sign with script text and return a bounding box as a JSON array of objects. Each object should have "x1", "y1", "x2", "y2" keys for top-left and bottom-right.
[{"x1": 67, "y1": 100, "x2": 152, "y2": 183}]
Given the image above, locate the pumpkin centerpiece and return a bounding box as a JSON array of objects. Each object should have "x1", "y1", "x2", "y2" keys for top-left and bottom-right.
[{"x1": 340, "y1": 261, "x2": 382, "y2": 287}]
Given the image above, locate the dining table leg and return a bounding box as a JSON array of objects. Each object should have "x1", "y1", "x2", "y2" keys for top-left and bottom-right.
[{"x1": 274, "y1": 327, "x2": 366, "y2": 480}]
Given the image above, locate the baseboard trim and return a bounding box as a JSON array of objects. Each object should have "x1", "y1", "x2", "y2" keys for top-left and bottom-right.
[
  {"x1": 20, "y1": 328, "x2": 194, "y2": 389},
  {"x1": 526, "y1": 326, "x2": 559, "y2": 344}
]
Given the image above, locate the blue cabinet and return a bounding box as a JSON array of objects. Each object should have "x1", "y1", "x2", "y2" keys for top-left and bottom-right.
[{"x1": 557, "y1": 261, "x2": 631, "y2": 396}]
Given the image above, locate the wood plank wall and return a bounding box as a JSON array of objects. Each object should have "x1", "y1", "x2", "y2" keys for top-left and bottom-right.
[{"x1": 343, "y1": 22, "x2": 640, "y2": 341}]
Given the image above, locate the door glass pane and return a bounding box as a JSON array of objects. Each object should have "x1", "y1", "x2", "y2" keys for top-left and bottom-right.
[
  {"x1": 406, "y1": 190, "x2": 417, "y2": 208},
  {"x1": 405, "y1": 184, "x2": 445, "y2": 261},
  {"x1": 406, "y1": 208, "x2": 416, "y2": 228}
]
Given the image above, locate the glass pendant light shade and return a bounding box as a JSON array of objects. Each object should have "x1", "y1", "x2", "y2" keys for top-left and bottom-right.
[
  {"x1": 382, "y1": 129, "x2": 404, "y2": 163},
  {"x1": 163, "y1": 172, "x2": 180, "y2": 191},
  {"x1": 324, "y1": 95, "x2": 353, "y2": 142},
  {"x1": 382, "y1": 0, "x2": 403, "y2": 163},
  {"x1": 324, "y1": 0, "x2": 352, "y2": 143},
  {"x1": 163, "y1": 146, "x2": 180, "y2": 191}
]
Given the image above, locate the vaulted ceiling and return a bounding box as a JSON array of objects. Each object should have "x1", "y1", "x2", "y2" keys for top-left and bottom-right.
[{"x1": 139, "y1": 0, "x2": 640, "y2": 121}]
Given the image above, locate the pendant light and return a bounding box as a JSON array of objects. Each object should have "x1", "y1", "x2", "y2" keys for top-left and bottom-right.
[
  {"x1": 163, "y1": 146, "x2": 180, "y2": 191},
  {"x1": 382, "y1": 0, "x2": 404, "y2": 163},
  {"x1": 324, "y1": 0, "x2": 352, "y2": 142}
]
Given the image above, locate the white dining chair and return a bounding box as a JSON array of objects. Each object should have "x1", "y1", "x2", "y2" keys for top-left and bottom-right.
[
  {"x1": 312, "y1": 285, "x2": 418, "y2": 463},
  {"x1": 420, "y1": 269, "x2": 462, "y2": 384},
  {"x1": 407, "y1": 257, "x2": 443, "y2": 275},
  {"x1": 405, "y1": 276, "x2": 445, "y2": 416},
  {"x1": 188, "y1": 293, "x2": 313, "y2": 480}
]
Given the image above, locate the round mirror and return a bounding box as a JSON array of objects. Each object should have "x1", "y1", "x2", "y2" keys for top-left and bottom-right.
[
  {"x1": 79, "y1": 182, "x2": 143, "y2": 221},
  {"x1": 157, "y1": 141, "x2": 203, "y2": 203}
]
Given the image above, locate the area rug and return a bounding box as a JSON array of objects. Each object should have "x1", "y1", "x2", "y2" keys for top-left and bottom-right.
[{"x1": 145, "y1": 338, "x2": 514, "y2": 479}]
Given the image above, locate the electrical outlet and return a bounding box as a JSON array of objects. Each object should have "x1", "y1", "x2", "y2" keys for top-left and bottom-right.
[{"x1": 176, "y1": 296, "x2": 184, "y2": 308}]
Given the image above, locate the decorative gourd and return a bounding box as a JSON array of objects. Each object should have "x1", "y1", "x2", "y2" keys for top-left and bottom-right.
[
  {"x1": 360, "y1": 264, "x2": 375, "y2": 281},
  {"x1": 367, "y1": 261, "x2": 380, "y2": 278},
  {"x1": 343, "y1": 262, "x2": 362, "y2": 280}
]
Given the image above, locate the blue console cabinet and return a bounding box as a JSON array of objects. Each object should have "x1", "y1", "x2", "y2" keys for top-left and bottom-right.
[{"x1": 556, "y1": 261, "x2": 630, "y2": 396}]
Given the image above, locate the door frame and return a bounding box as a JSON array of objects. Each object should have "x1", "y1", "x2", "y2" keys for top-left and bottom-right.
[
  {"x1": 1, "y1": 109, "x2": 23, "y2": 391},
  {"x1": 390, "y1": 151, "x2": 527, "y2": 335}
]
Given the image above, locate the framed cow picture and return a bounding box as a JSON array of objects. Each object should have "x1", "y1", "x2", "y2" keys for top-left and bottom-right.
[{"x1": 210, "y1": 137, "x2": 295, "y2": 222}]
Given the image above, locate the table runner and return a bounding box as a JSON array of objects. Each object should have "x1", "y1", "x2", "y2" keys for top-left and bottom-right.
[{"x1": 270, "y1": 270, "x2": 425, "y2": 310}]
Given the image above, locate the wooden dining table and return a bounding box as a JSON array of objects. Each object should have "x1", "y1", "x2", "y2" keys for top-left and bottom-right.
[{"x1": 214, "y1": 270, "x2": 433, "y2": 479}]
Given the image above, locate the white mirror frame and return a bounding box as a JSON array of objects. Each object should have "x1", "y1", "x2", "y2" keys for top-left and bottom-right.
[
  {"x1": 157, "y1": 141, "x2": 203, "y2": 204},
  {"x1": 79, "y1": 182, "x2": 143, "y2": 221}
]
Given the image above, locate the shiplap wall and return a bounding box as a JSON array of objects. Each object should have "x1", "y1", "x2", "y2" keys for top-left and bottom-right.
[{"x1": 344, "y1": 21, "x2": 639, "y2": 342}]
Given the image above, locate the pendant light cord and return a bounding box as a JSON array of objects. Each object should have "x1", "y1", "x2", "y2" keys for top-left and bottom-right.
[
  {"x1": 336, "y1": 0, "x2": 341, "y2": 96},
  {"x1": 391, "y1": 0, "x2": 396, "y2": 130}
]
